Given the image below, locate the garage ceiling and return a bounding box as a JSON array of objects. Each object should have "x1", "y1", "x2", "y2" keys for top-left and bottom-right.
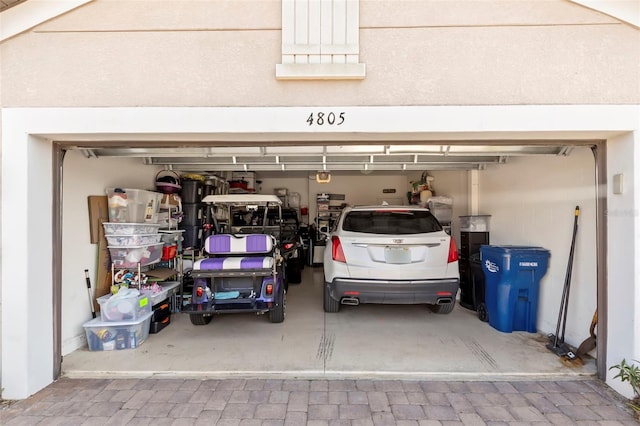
[{"x1": 79, "y1": 144, "x2": 576, "y2": 172}]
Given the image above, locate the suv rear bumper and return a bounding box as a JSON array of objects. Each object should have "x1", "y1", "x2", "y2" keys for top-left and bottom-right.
[{"x1": 327, "y1": 278, "x2": 459, "y2": 305}]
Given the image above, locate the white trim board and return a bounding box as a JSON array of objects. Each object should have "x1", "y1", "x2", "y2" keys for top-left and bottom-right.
[
  {"x1": 4, "y1": 105, "x2": 639, "y2": 141},
  {"x1": 569, "y1": 0, "x2": 640, "y2": 28},
  {"x1": 0, "y1": 0, "x2": 94, "y2": 42}
]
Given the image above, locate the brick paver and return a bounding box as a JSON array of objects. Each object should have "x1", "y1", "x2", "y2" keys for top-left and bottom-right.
[{"x1": 0, "y1": 378, "x2": 637, "y2": 425}]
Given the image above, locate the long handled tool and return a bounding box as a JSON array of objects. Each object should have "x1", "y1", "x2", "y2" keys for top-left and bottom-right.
[
  {"x1": 84, "y1": 269, "x2": 97, "y2": 318},
  {"x1": 546, "y1": 206, "x2": 580, "y2": 361}
]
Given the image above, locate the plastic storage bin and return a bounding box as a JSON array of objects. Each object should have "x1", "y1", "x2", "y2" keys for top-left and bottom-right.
[
  {"x1": 105, "y1": 233, "x2": 162, "y2": 246},
  {"x1": 106, "y1": 187, "x2": 162, "y2": 223},
  {"x1": 108, "y1": 242, "x2": 164, "y2": 267},
  {"x1": 427, "y1": 196, "x2": 453, "y2": 224},
  {"x1": 182, "y1": 203, "x2": 204, "y2": 226},
  {"x1": 97, "y1": 291, "x2": 152, "y2": 322},
  {"x1": 159, "y1": 229, "x2": 185, "y2": 244},
  {"x1": 150, "y1": 316, "x2": 170, "y2": 334},
  {"x1": 103, "y1": 222, "x2": 161, "y2": 235},
  {"x1": 460, "y1": 215, "x2": 491, "y2": 232},
  {"x1": 162, "y1": 244, "x2": 177, "y2": 261},
  {"x1": 480, "y1": 245, "x2": 550, "y2": 333},
  {"x1": 145, "y1": 281, "x2": 181, "y2": 310},
  {"x1": 181, "y1": 180, "x2": 203, "y2": 204},
  {"x1": 179, "y1": 225, "x2": 202, "y2": 249},
  {"x1": 149, "y1": 299, "x2": 171, "y2": 334},
  {"x1": 142, "y1": 288, "x2": 169, "y2": 306},
  {"x1": 83, "y1": 311, "x2": 153, "y2": 351}
]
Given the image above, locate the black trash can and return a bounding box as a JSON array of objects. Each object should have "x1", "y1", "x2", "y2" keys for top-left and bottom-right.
[{"x1": 469, "y1": 253, "x2": 488, "y2": 322}]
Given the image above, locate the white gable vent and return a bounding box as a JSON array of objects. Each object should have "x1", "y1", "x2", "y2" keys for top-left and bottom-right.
[{"x1": 276, "y1": 0, "x2": 366, "y2": 80}]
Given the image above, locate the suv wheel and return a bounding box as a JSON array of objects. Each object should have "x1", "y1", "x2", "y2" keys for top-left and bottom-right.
[
  {"x1": 430, "y1": 301, "x2": 455, "y2": 314},
  {"x1": 190, "y1": 314, "x2": 212, "y2": 325},
  {"x1": 323, "y1": 284, "x2": 340, "y2": 313}
]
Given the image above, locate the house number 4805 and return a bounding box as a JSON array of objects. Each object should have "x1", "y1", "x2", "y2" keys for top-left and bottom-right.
[{"x1": 306, "y1": 112, "x2": 345, "y2": 126}]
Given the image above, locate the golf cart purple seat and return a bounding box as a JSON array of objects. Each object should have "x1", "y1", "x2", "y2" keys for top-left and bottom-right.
[{"x1": 194, "y1": 233, "x2": 276, "y2": 271}]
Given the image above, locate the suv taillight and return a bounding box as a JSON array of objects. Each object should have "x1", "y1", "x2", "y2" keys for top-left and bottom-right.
[
  {"x1": 332, "y1": 236, "x2": 346, "y2": 263},
  {"x1": 447, "y1": 237, "x2": 458, "y2": 263}
]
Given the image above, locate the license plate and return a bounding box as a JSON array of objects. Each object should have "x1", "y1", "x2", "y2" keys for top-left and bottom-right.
[{"x1": 384, "y1": 246, "x2": 411, "y2": 264}]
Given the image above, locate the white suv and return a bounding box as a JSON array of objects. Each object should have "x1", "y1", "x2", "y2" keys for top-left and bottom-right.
[{"x1": 323, "y1": 205, "x2": 460, "y2": 314}]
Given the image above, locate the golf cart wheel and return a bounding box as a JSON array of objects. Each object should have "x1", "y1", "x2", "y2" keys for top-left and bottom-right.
[
  {"x1": 189, "y1": 313, "x2": 212, "y2": 325},
  {"x1": 280, "y1": 265, "x2": 289, "y2": 292},
  {"x1": 269, "y1": 284, "x2": 286, "y2": 323},
  {"x1": 286, "y1": 260, "x2": 302, "y2": 284},
  {"x1": 477, "y1": 303, "x2": 489, "y2": 322},
  {"x1": 323, "y1": 284, "x2": 340, "y2": 313},
  {"x1": 430, "y1": 301, "x2": 455, "y2": 314}
]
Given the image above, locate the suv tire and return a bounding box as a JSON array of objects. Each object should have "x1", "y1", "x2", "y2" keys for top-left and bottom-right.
[
  {"x1": 323, "y1": 284, "x2": 340, "y2": 313},
  {"x1": 430, "y1": 302, "x2": 455, "y2": 314}
]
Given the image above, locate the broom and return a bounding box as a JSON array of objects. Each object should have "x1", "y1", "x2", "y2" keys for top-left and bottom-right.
[{"x1": 546, "y1": 206, "x2": 579, "y2": 361}]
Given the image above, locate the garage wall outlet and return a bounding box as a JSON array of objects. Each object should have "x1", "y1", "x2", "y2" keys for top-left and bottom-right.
[{"x1": 613, "y1": 173, "x2": 624, "y2": 195}]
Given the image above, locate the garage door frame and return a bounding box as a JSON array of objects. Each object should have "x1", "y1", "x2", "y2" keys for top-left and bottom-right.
[{"x1": 2, "y1": 105, "x2": 638, "y2": 399}]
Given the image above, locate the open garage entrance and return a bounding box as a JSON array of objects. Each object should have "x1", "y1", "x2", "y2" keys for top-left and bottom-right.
[
  {"x1": 56, "y1": 139, "x2": 602, "y2": 381},
  {"x1": 6, "y1": 105, "x2": 636, "y2": 400}
]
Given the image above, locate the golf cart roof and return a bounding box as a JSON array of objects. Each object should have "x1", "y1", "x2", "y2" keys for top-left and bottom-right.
[{"x1": 201, "y1": 194, "x2": 283, "y2": 205}]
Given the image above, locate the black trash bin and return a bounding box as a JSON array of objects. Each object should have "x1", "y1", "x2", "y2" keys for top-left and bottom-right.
[{"x1": 469, "y1": 253, "x2": 488, "y2": 322}]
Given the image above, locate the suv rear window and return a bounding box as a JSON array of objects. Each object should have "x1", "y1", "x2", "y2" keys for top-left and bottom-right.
[{"x1": 342, "y1": 210, "x2": 443, "y2": 235}]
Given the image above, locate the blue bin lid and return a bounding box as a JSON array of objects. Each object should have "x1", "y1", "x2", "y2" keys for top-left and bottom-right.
[{"x1": 480, "y1": 245, "x2": 550, "y2": 255}]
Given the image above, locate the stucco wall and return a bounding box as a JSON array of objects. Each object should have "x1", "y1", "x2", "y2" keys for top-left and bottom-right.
[
  {"x1": 1, "y1": 0, "x2": 639, "y2": 400},
  {"x1": 1, "y1": 0, "x2": 638, "y2": 107},
  {"x1": 605, "y1": 131, "x2": 639, "y2": 399}
]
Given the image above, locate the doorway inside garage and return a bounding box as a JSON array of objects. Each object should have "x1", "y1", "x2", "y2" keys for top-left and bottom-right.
[{"x1": 58, "y1": 140, "x2": 601, "y2": 381}]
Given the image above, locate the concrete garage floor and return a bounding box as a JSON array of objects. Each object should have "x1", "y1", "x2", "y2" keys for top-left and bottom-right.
[{"x1": 62, "y1": 266, "x2": 597, "y2": 380}]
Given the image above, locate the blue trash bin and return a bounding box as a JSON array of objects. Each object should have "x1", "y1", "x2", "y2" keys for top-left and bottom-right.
[{"x1": 480, "y1": 245, "x2": 550, "y2": 333}]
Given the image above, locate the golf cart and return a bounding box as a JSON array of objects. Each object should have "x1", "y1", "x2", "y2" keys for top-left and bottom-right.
[
  {"x1": 181, "y1": 194, "x2": 288, "y2": 325},
  {"x1": 254, "y1": 206, "x2": 304, "y2": 284}
]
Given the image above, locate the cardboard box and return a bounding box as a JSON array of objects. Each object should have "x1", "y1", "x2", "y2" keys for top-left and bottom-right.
[{"x1": 88, "y1": 196, "x2": 109, "y2": 244}]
